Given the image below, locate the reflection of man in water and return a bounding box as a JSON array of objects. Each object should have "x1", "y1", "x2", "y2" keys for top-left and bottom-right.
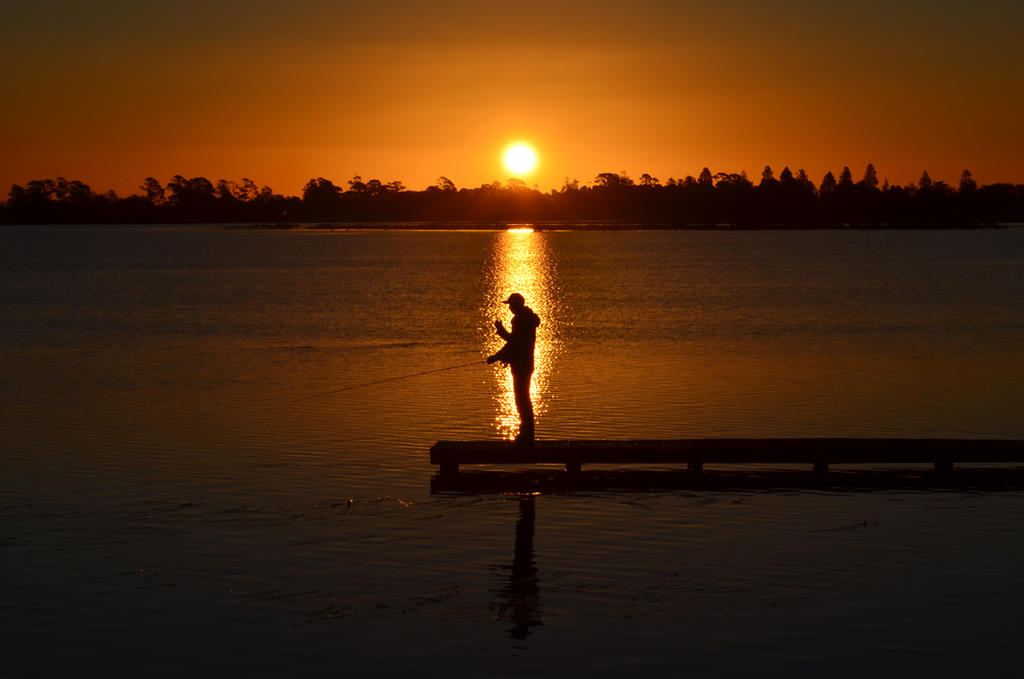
[
  {"x1": 494, "y1": 495, "x2": 542, "y2": 639},
  {"x1": 487, "y1": 293, "x2": 541, "y2": 444}
]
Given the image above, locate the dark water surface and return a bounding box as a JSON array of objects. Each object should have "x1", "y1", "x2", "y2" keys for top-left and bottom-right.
[{"x1": 2, "y1": 226, "x2": 1023, "y2": 677}]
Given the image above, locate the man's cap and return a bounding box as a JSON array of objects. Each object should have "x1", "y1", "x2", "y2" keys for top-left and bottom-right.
[{"x1": 503, "y1": 293, "x2": 525, "y2": 305}]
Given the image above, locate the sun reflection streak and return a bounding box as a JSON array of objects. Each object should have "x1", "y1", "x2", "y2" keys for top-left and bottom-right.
[{"x1": 483, "y1": 228, "x2": 561, "y2": 439}]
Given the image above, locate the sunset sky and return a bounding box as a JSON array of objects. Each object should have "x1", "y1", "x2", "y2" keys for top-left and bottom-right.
[{"x1": 3, "y1": 0, "x2": 1022, "y2": 197}]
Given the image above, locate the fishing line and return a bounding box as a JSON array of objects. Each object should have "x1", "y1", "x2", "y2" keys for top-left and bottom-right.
[{"x1": 286, "y1": 359, "x2": 486, "y2": 404}]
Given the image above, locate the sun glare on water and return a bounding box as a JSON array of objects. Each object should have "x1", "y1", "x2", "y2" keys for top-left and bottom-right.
[{"x1": 505, "y1": 145, "x2": 536, "y2": 174}]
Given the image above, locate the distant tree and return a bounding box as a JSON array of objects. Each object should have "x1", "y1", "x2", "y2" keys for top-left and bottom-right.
[
  {"x1": 135, "y1": 178, "x2": 163, "y2": 208},
  {"x1": 238, "y1": 178, "x2": 259, "y2": 201},
  {"x1": 713, "y1": 172, "x2": 750, "y2": 188},
  {"x1": 140, "y1": 177, "x2": 166, "y2": 205},
  {"x1": 25, "y1": 179, "x2": 58, "y2": 203},
  {"x1": 594, "y1": 172, "x2": 633, "y2": 187},
  {"x1": 919, "y1": 171, "x2": 932, "y2": 190},
  {"x1": 779, "y1": 167, "x2": 794, "y2": 184},
  {"x1": 302, "y1": 177, "x2": 342, "y2": 201},
  {"x1": 347, "y1": 175, "x2": 367, "y2": 193},
  {"x1": 215, "y1": 179, "x2": 239, "y2": 201},
  {"x1": 838, "y1": 167, "x2": 853, "y2": 186},
  {"x1": 560, "y1": 178, "x2": 580, "y2": 192},
  {"x1": 435, "y1": 176, "x2": 457, "y2": 192},
  {"x1": 796, "y1": 169, "x2": 815, "y2": 193},
  {"x1": 819, "y1": 171, "x2": 837, "y2": 197},
  {"x1": 7, "y1": 183, "x2": 27, "y2": 206},
  {"x1": 639, "y1": 173, "x2": 660, "y2": 187},
  {"x1": 55, "y1": 178, "x2": 94, "y2": 205},
  {"x1": 861, "y1": 163, "x2": 878, "y2": 189},
  {"x1": 167, "y1": 175, "x2": 215, "y2": 210},
  {"x1": 697, "y1": 167, "x2": 713, "y2": 186},
  {"x1": 760, "y1": 165, "x2": 775, "y2": 186},
  {"x1": 959, "y1": 169, "x2": 977, "y2": 193},
  {"x1": 300, "y1": 177, "x2": 343, "y2": 219},
  {"x1": 386, "y1": 180, "x2": 405, "y2": 193}
]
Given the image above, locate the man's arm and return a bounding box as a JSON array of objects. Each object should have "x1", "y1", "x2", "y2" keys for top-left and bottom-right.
[
  {"x1": 495, "y1": 319, "x2": 512, "y2": 341},
  {"x1": 487, "y1": 344, "x2": 510, "y2": 364}
]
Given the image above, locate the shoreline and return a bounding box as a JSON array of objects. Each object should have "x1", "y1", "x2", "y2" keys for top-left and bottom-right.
[{"x1": 3, "y1": 221, "x2": 1018, "y2": 231}]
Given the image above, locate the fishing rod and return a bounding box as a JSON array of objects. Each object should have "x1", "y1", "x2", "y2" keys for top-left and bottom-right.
[{"x1": 286, "y1": 359, "x2": 486, "y2": 404}]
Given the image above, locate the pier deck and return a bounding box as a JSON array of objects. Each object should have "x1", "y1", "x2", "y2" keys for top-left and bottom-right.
[{"x1": 429, "y1": 438, "x2": 1024, "y2": 476}]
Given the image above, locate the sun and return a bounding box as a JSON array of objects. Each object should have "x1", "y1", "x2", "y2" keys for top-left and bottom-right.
[{"x1": 504, "y1": 144, "x2": 536, "y2": 174}]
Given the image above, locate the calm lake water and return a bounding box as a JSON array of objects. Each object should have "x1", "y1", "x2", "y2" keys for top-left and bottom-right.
[{"x1": 2, "y1": 225, "x2": 1023, "y2": 677}]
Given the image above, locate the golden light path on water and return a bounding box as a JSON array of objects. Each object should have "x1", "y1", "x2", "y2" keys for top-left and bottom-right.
[{"x1": 483, "y1": 227, "x2": 562, "y2": 439}]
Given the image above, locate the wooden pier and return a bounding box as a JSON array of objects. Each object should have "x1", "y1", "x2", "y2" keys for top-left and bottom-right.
[{"x1": 430, "y1": 438, "x2": 1024, "y2": 476}]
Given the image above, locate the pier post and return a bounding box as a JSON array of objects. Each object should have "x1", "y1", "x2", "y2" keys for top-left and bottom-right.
[
  {"x1": 688, "y1": 461, "x2": 703, "y2": 473},
  {"x1": 934, "y1": 459, "x2": 953, "y2": 474},
  {"x1": 814, "y1": 461, "x2": 829, "y2": 475},
  {"x1": 440, "y1": 461, "x2": 459, "y2": 476},
  {"x1": 565, "y1": 461, "x2": 581, "y2": 474}
]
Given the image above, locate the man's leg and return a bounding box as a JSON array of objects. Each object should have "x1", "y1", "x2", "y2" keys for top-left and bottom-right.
[{"x1": 512, "y1": 368, "x2": 535, "y2": 442}]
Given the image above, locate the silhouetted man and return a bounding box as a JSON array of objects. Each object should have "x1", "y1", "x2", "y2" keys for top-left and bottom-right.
[{"x1": 487, "y1": 293, "x2": 541, "y2": 444}]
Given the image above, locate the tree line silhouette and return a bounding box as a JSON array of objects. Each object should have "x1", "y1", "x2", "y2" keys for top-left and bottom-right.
[{"x1": 3, "y1": 165, "x2": 1022, "y2": 227}]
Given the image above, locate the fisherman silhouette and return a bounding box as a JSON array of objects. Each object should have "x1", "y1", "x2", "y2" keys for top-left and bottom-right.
[{"x1": 487, "y1": 293, "x2": 541, "y2": 444}]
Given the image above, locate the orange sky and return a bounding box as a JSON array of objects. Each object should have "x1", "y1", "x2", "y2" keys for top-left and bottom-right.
[{"x1": 3, "y1": 1, "x2": 1022, "y2": 197}]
